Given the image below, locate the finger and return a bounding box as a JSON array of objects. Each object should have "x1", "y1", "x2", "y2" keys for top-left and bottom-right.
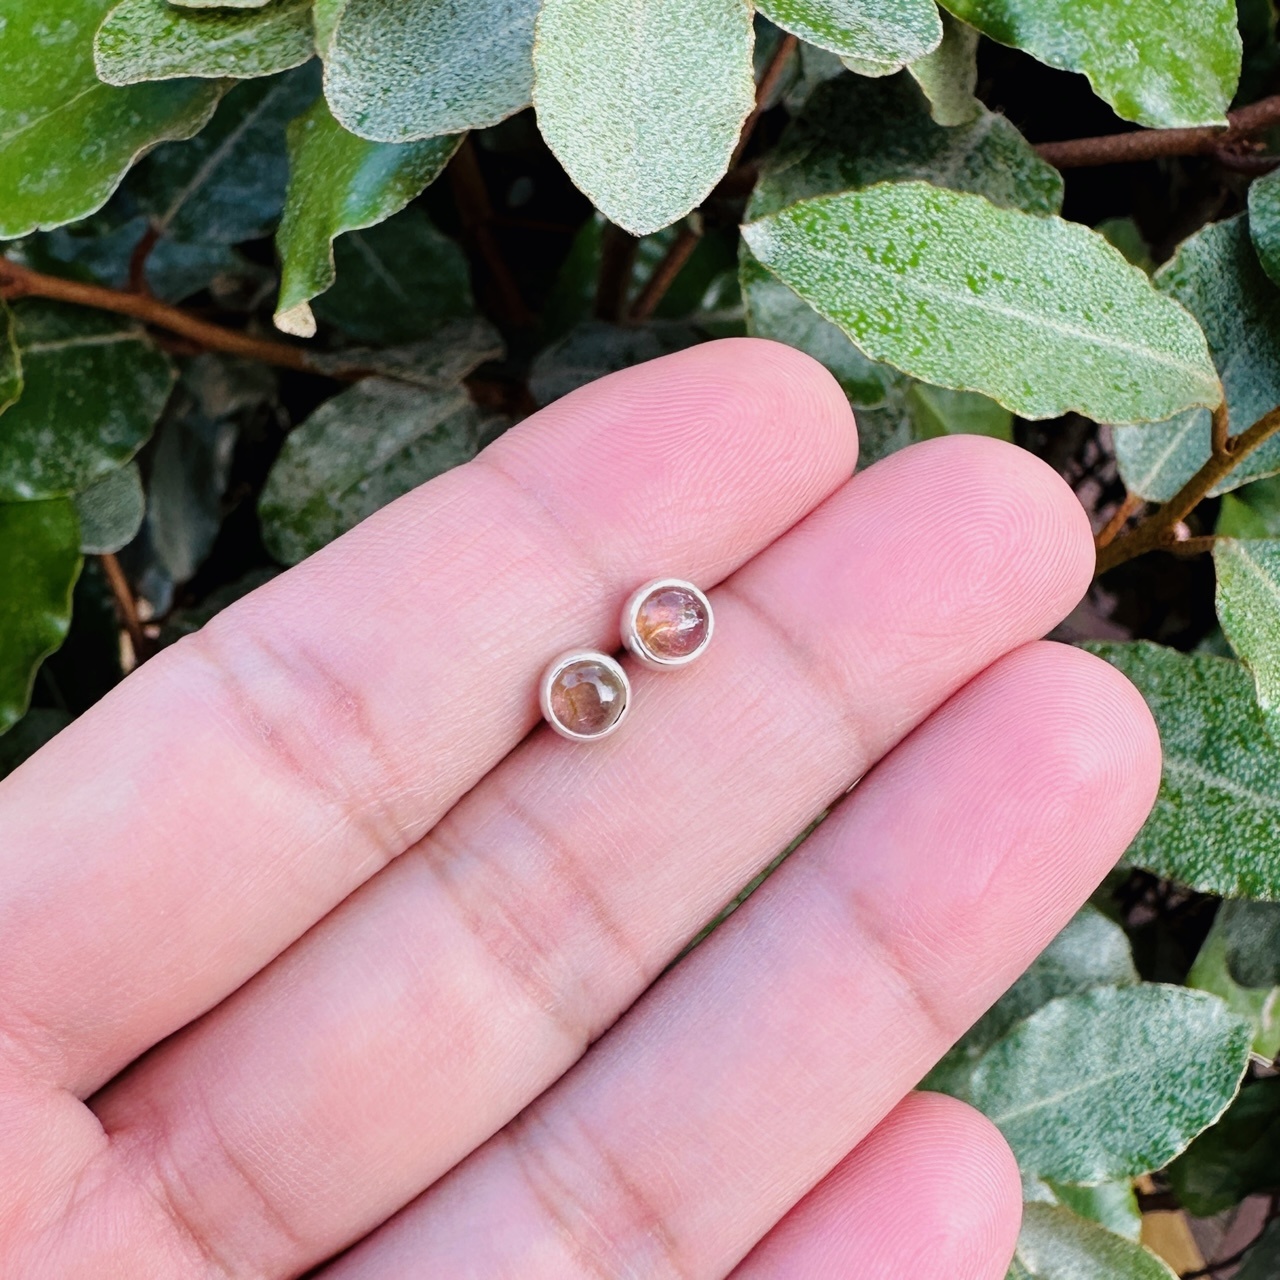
[
  {"x1": 731, "y1": 1093, "x2": 1021, "y2": 1280},
  {"x1": 94, "y1": 438, "x2": 1092, "y2": 1277},
  {"x1": 323, "y1": 642, "x2": 1159, "y2": 1279},
  {"x1": 0, "y1": 339, "x2": 856, "y2": 1094}
]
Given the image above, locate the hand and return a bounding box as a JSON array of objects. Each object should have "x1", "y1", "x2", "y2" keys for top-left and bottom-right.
[{"x1": 0, "y1": 339, "x2": 1159, "y2": 1279}]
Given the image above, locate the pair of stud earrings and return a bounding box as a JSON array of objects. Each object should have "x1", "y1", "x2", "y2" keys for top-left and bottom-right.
[{"x1": 539, "y1": 578, "x2": 714, "y2": 742}]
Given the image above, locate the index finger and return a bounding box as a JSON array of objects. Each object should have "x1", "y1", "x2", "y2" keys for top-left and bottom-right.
[{"x1": 0, "y1": 338, "x2": 856, "y2": 1096}]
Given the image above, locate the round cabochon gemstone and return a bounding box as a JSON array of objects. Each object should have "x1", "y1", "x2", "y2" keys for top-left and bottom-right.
[
  {"x1": 548, "y1": 657, "x2": 628, "y2": 737},
  {"x1": 635, "y1": 585, "x2": 710, "y2": 661}
]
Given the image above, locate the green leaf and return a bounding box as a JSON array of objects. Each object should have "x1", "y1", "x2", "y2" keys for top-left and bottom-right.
[
  {"x1": 747, "y1": 73, "x2": 1063, "y2": 221},
  {"x1": 1238, "y1": 1219, "x2": 1280, "y2": 1280},
  {"x1": 130, "y1": 66, "x2": 320, "y2": 246},
  {"x1": 1215, "y1": 538, "x2": 1280, "y2": 725},
  {"x1": 1219, "y1": 476, "x2": 1280, "y2": 539},
  {"x1": 1009, "y1": 1204, "x2": 1176, "y2": 1280},
  {"x1": 95, "y1": 0, "x2": 315, "y2": 85},
  {"x1": 968, "y1": 985, "x2": 1250, "y2": 1183},
  {"x1": 1095, "y1": 217, "x2": 1154, "y2": 273},
  {"x1": 1187, "y1": 905, "x2": 1280, "y2": 1060},
  {"x1": 754, "y1": 0, "x2": 941, "y2": 66},
  {"x1": 171, "y1": 0, "x2": 270, "y2": 7},
  {"x1": 529, "y1": 320, "x2": 699, "y2": 407},
  {"x1": 1168, "y1": 1078, "x2": 1280, "y2": 1215},
  {"x1": 909, "y1": 11, "x2": 981, "y2": 125},
  {"x1": 927, "y1": 906, "x2": 1137, "y2": 1097},
  {"x1": 1088, "y1": 641, "x2": 1280, "y2": 899},
  {"x1": 532, "y1": 0, "x2": 756, "y2": 236},
  {"x1": 1250, "y1": 166, "x2": 1280, "y2": 288},
  {"x1": 322, "y1": 0, "x2": 539, "y2": 141},
  {"x1": 1046, "y1": 1182, "x2": 1141, "y2": 1243},
  {"x1": 259, "y1": 380, "x2": 506, "y2": 564},
  {"x1": 1217, "y1": 899, "x2": 1280, "y2": 989},
  {"x1": 0, "y1": 0, "x2": 222, "y2": 239},
  {"x1": 0, "y1": 303, "x2": 174, "y2": 502},
  {"x1": 74, "y1": 462, "x2": 145, "y2": 555},
  {"x1": 0, "y1": 708, "x2": 73, "y2": 780},
  {"x1": 0, "y1": 500, "x2": 82, "y2": 734},
  {"x1": 1114, "y1": 217, "x2": 1280, "y2": 502},
  {"x1": 907, "y1": 383, "x2": 1011, "y2": 442},
  {"x1": 939, "y1": 0, "x2": 1241, "y2": 128},
  {"x1": 742, "y1": 182, "x2": 1220, "y2": 424},
  {"x1": 274, "y1": 95, "x2": 461, "y2": 338},
  {"x1": 304, "y1": 318, "x2": 505, "y2": 389},
  {"x1": 0, "y1": 301, "x2": 21, "y2": 416},
  {"x1": 306, "y1": 205, "x2": 474, "y2": 346}
]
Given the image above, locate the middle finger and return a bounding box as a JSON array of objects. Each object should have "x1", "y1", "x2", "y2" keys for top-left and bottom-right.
[{"x1": 95, "y1": 435, "x2": 1092, "y2": 1278}]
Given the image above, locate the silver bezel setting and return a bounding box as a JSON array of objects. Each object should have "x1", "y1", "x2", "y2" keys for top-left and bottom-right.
[
  {"x1": 621, "y1": 577, "x2": 715, "y2": 671},
  {"x1": 539, "y1": 649, "x2": 632, "y2": 742}
]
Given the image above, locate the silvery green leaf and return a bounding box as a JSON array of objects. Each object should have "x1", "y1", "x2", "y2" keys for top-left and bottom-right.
[
  {"x1": 1214, "y1": 538, "x2": 1280, "y2": 727},
  {"x1": 742, "y1": 183, "x2": 1220, "y2": 424},
  {"x1": 1217, "y1": 899, "x2": 1280, "y2": 990},
  {"x1": 273, "y1": 95, "x2": 461, "y2": 337},
  {"x1": 0, "y1": 0, "x2": 222, "y2": 239},
  {"x1": 1187, "y1": 905, "x2": 1280, "y2": 1060},
  {"x1": 322, "y1": 0, "x2": 539, "y2": 140},
  {"x1": 74, "y1": 462, "x2": 144, "y2": 555},
  {"x1": 748, "y1": 73, "x2": 1063, "y2": 221},
  {"x1": 1251, "y1": 167, "x2": 1280, "y2": 288},
  {"x1": 1008, "y1": 1203, "x2": 1177, "y2": 1280},
  {"x1": 0, "y1": 500, "x2": 81, "y2": 734},
  {"x1": 754, "y1": 0, "x2": 941, "y2": 64},
  {"x1": 95, "y1": 0, "x2": 315, "y2": 84},
  {"x1": 968, "y1": 985, "x2": 1250, "y2": 1182},
  {"x1": 1114, "y1": 217, "x2": 1280, "y2": 502},
  {"x1": 939, "y1": 0, "x2": 1241, "y2": 128},
  {"x1": 259, "y1": 380, "x2": 506, "y2": 564},
  {"x1": 909, "y1": 10, "x2": 981, "y2": 125},
  {"x1": 533, "y1": 0, "x2": 756, "y2": 235},
  {"x1": 0, "y1": 303, "x2": 174, "y2": 502},
  {"x1": 305, "y1": 319, "x2": 505, "y2": 390},
  {"x1": 1088, "y1": 641, "x2": 1280, "y2": 899},
  {"x1": 1046, "y1": 1182, "x2": 1142, "y2": 1243}
]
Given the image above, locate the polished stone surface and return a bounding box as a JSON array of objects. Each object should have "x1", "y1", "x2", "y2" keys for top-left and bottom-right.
[
  {"x1": 635, "y1": 586, "x2": 710, "y2": 660},
  {"x1": 548, "y1": 658, "x2": 627, "y2": 736}
]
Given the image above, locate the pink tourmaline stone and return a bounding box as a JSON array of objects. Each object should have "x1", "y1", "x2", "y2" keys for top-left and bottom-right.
[
  {"x1": 635, "y1": 586, "x2": 709, "y2": 660},
  {"x1": 549, "y1": 658, "x2": 627, "y2": 736}
]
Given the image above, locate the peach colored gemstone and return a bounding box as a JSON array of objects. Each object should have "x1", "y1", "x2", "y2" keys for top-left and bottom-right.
[
  {"x1": 549, "y1": 659, "x2": 627, "y2": 736},
  {"x1": 636, "y1": 587, "x2": 709, "y2": 660}
]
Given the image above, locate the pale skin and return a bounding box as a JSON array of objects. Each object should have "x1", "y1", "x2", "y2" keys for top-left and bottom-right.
[{"x1": 0, "y1": 339, "x2": 1161, "y2": 1278}]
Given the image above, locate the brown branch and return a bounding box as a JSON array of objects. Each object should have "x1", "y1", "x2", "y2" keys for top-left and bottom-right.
[
  {"x1": 630, "y1": 224, "x2": 701, "y2": 321},
  {"x1": 0, "y1": 256, "x2": 315, "y2": 373},
  {"x1": 1167, "y1": 534, "x2": 1221, "y2": 557},
  {"x1": 447, "y1": 138, "x2": 534, "y2": 330},
  {"x1": 1037, "y1": 92, "x2": 1280, "y2": 168},
  {"x1": 731, "y1": 33, "x2": 799, "y2": 168},
  {"x1": 1097, "y1": 403, "x2": 1280, "y2": 574},
  {"x1": 1211, "y1": 398, "x2": 1231, "y2": 458},
  {"x1": 127, "y1": 223, "x2": 160, "y2": 296},
  {"x1": 595, "y1": 223, "x2": 639, "y2": 322},
  {"x1": 1095, "y1": 492, "x2": 1144, "y2": 550},
  {"x1": 99, "y1": 553, "x2": 151, "y2": 667}
]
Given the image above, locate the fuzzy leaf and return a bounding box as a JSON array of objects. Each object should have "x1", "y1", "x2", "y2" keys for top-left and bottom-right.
[
  {"x1": 74, "y1": 462, "x2": 145, "y2": 555},
  {"x1": 0, "y1": 303, "x2": 174, "y2": 502},
  {"x1": 171, "y1": 0, "x2": 270, "y2": 7},
  {"x1": 939, "y1": 0, "x2": 1241, "y2": 128},
  {"x1": 1047, "y1": 1183, "x2": 1141, "y2": 1243},
  {"x1": 304, "y1": 319, "x2": 505, "y2": 389},
  {"x1": 533, "y1": 0, "x2": 756, "y2": 235},
  {"x1": 0, "y1": 0, "x2": 221, "y2": 239},
  {"x1": 1250, "y1": 166, "x2": 1280, "y2": 288},
  {"x1": 1168, "y1": 1078, "x2": 1280, "y2": 1216},
  {"x1": 754, "y1": 0, "x2": 940, "y2": 66},
  {"x1": 322, "y1": 0, "x2": 539, "y2": 141},
  {"x1": 259, "y1": 380, "x2": 505, "y2": 564},
  {"x1": 1115, "y1": 217, "x2": 1280, "y2": 502},
  {"x1": 0, "y1": 500, "x2": 81, "y2": 734},
  {"x1": 306, "y1": 205, "x2": 474, "y2": 346},
  {"x1": 274, "y1": 96, "x2": 461, "y2": 337},
  {"x1": 749, "y1": 74, "x2": 1062, "y2": 221},
  {"x1": 1217, "y1": 899, "x2": 1280, "y2": 990},
  {"x1": 1089, "y1": 641, "x2": 1280, "y2": 899},
  {"x1": 95, "y1": 0, "x2": 315, "y2": 85},
  {"x1": 742, "y1": 182, "x2": 1220, "y2": 424},
  {"x1": 968, "y1": 985, "x2": 1250, "y2": 1182},
  {"x1": 131, "y1": 66, "x2": 319, "y2": 246},
  {"x1": 909, "y1": 11, "x2": 981, "y2": 125},
  {"x1": 927, "y1": 906, "x2": 1137, "y2": 1097},
  {"x1": 1187, "y1": 906, "x2": 1280, "y2": 1060},
  {"x1": 1009, "y1": 1204, "x2": 1176, "y2": 1280},
  {"x1": 1215, "y1": 538, "x2": 1280, "y2": 726}
]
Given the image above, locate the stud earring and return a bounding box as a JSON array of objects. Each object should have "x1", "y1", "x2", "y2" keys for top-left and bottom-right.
[
  {"x1": 540, "y1": 650, "x2": 631, "y2": 742},
  {"x1": 621, "y1": 578, "x2": 714, "y2": 670}
]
